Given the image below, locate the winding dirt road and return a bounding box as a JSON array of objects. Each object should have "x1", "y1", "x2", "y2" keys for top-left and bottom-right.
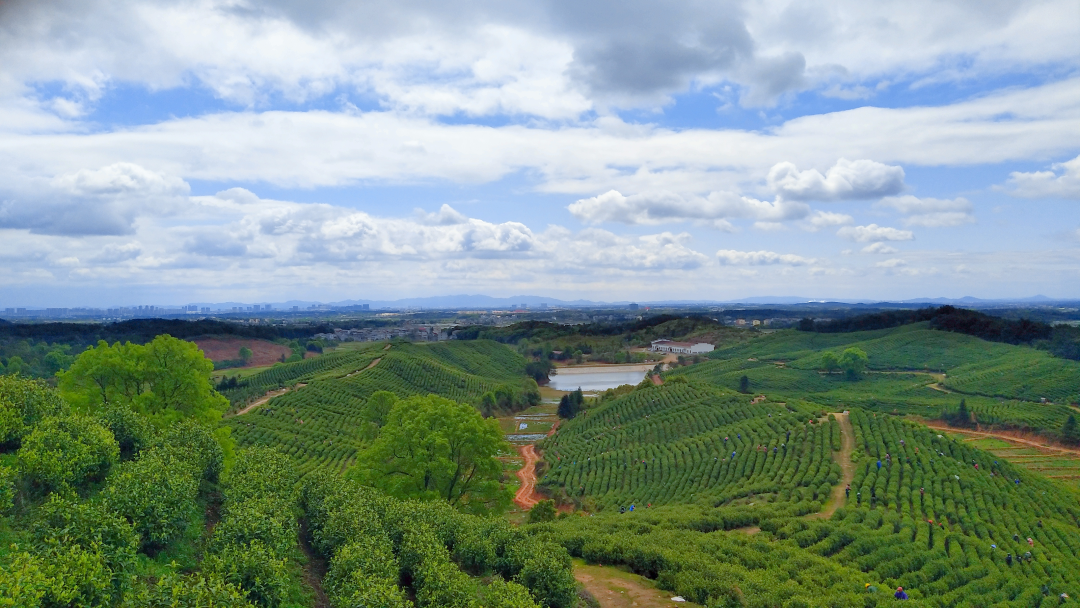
[
  {"x1": 228, "y1": 383, "x2": 307, "y2": 418},
  {"x1": 514, "y1": 444, "x2": 543, "y2": 509}
]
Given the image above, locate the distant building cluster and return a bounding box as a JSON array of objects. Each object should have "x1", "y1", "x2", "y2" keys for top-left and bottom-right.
[
  {"x1": 650, "y1": 339, "x2": 715, "y2": 354},
  {"x1": 315, "y1": 325, "x2": 452, "y2": 343}
]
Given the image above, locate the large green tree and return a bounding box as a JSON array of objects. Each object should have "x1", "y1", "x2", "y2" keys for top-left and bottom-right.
[
  {"x1": 59, "y1": 335, "x2": 227, "y2": 427},
  {"x1": 837, "y1": 347, "x2": 869, "y2": 380},
  {"x1": 353, "y1": 394, "x2": 510, "y2": 514}
]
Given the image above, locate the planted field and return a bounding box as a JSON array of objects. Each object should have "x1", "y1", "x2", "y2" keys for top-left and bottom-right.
[
  {"x1": 539, "y1": 382, "x2": 839, "y2": 511},
  {"x1": 193, "y1": 336, "x2": 294, "y2": 367},
  {"x1": 225, "y1": 340, "x2": 533, "y2": 477}
]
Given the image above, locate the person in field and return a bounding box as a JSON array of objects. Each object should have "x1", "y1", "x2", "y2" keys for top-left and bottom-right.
[{"x1": 894, "y1": 587, "x2": 908, "y2": 599}]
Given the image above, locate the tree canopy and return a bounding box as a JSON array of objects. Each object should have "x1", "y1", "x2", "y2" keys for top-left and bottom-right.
[
  {"x1": 352, "y1": 394, "x2": 511, "y2": 514},
  {"x1": 58, "y1": 335, "x2": 227, "y2": 427}
]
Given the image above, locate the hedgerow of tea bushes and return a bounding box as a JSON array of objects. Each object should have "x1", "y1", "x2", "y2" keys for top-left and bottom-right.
[
  {"x1": 301, "y1": 473, "x2": 579, "y2": 608},
  {"x1": 17, "y1": 415, "x2": 119, "y2": 493},
  {"x1": 0, "y1": 464, "x2": 13, "y2": 514},
  {"x1": 100, "y1": 448, "x2": 199, "y2": 551},
  {"x1": 482, "y1": 578, "x2": 542, "y2": 608},
  {"x1": 120, "y1": 572, "x2": 256, "y2": 608},
  {"x1": 0, "y1": 375, "x2": 67, "y2": 449},
  {"x1": 207, "y1": 447, "x2": 301, "y2": 608},
  {"x1": 0, "y1": 544, "x2": 114, "y2": 608},
  {"x1": 160, "y1": 418, "x2": 224, "y2": 483},
  {"x1": 30, "y1": 494, "x2": 139, "y2": 596},
  {"x1": 324, "y1": 536, "x2": 407, "y2": 608},
  {"x1": 96, "y1": 406, "x2": 155, "y2": 460}
]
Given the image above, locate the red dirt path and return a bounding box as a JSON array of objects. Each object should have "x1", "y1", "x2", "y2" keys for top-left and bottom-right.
[
  {"x1": 513, "y1": 419, "x2": 561, "y2": 510},
  {"x1": 193, "y1": 337, "x2": 293, "y2": 368}
]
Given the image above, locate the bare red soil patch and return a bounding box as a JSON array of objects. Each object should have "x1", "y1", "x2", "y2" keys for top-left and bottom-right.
[{"x1": 193, "y1": 337, "x2": 293, "y2": 368}]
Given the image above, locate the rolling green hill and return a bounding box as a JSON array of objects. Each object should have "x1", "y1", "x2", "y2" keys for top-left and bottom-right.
[{"x1": 225, "y1": 340, "x2": 535, "y2": 477}]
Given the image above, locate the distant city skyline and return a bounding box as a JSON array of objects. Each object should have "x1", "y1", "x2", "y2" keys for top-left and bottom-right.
[{"x1": 1, "y1": 0, "x2": 1078, "y2": 304}]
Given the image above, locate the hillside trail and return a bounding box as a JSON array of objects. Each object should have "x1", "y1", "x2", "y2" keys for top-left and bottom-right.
[
  {"x1": 227, "y1": 383, "x2": 307, "y2": 418},
  {"x1": 807, "y1": 411, "x2": 855, "y2": 520},
  {"x1": 515, "y1": 444, "x2": 542, "y2": 509},
  {"x1": 513, "y1": 419, "x2": 561, "y2": 510},
  {"x1": 921, "y1": 420, "x2": 1080, "y2": 457},
  {"x1": 345, "y1": 357, "x2": 381, "y2": 378},
  {"x1": 575, "y1": 562, "x2": 700, "y2": 608}
]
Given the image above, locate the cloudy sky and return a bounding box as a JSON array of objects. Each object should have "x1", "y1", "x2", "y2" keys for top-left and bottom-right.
[{"x1": 1, "y1": 0, "x2": 1079, "y2": 306}]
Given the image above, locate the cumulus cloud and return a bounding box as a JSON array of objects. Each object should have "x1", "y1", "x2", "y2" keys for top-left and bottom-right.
[
  {"x1": 861, "y1": 242, "x2": 899, "y2": 254},
  {"x1": 0, "y1": 163, "x2": 188, "y2": 236},
  {"x1": 804, "y1": 210, "x2": 854, "y2": 231},
  {"x1": 877, "y1": 195, "x2": 975, "y2": 227},
  {"x1": 91, "y1": 242, "x2": 142, "y2": 263},
  {"x1": 568, "y1": 190, "x2": 809, "y2": 227},
  {"x1": 836, "y1": 224, "x2": 914, "y2": 242},
  {"x1": 767, "y1": 158, "x2": 905, "y2": 201},
  {"x1": 716, "y1": 249, "x2": 816, "y2": 265},
  {"x1": 1002, "y1": 154, "x2": 1080, "y2": 199}
]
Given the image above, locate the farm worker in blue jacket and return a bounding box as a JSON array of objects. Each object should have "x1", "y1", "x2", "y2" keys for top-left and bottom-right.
[
  {"x1": 877, "y1": 459, "x2": 882, "y2": 470},
  {"x1": 894, "y1": 587, "x2": 908, "y2": 600}
]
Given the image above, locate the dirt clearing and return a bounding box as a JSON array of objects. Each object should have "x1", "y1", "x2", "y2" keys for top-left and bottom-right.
[
  {"x1": 575, "y1": 561, "x2": 701, "y2": 608},
  {"x1": 808, "y1": 411, "x2": 854, "y2": 520},
  {"x1": 194, "y1": 337, "x2": 293, "y2": 368}
]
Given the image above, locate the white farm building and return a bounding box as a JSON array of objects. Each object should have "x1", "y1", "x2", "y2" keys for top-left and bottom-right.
[{"x1": 650, "y1": 339, "x2": 715, "y2": 355}]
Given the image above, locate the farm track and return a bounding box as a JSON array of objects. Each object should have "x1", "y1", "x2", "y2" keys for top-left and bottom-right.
[
  {"x1": 228, "y1": 353, "x2": 388, "y2": 418},
  {"x1": 513, "y1": 419, "x2": 561, "y2": 510},
  {"x1": 808, "y1": 411, "x2": 854, "y2": 520},
  {"x1": 228, "y1": 383, "x2": 307, "y2": 418},
  {"x1": 921, "y1": 420, "x2": 1080, "y2": 456}
]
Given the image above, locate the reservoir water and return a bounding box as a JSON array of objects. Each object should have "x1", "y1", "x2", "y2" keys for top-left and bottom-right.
[{"x1": 547, "y1": 364, "x2": 653, "y2": 392}]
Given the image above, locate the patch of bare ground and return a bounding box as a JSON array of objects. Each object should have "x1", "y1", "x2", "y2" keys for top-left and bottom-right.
[
  {"x1": 921, "y1": 419, "x2": 1080, "y2": 456},
  {"x1": 807, "y1": 412, "x2": 855, "y2": 520},
  {"x1": 575, "y1": 563, "x2": 700, "y2": 608},
  {"x1": 227, "y1": 383, "x2": 307, "y2": 418},
  {"x1": 193, "y1": 337, "x2": 293, "y2": 368}
]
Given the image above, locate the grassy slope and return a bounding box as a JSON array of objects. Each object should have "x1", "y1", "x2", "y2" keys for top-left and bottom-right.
[{"x1": 224, "y1": 340, "x2": 529, "y2": 478}]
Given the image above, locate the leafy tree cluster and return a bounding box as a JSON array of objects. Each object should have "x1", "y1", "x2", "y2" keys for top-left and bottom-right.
[
  {"x1": 0, "y1": 339, "x2": 76, "y2": 378},
  {"x1": 351, "y1": 393, "x2": 513, "y2": 515},
  {"x1": 479, "y1": 380, "x2": 542, "y2": 418},
  {"x1": 942, "y1": 398, "x2": 974, "y2": 428},
  {"x1": 819, "y1": 347, "x2": 869, "y2": 379},
  {"x1": 0, "y1": 318, "x2": 329, "y2": 345},
  {"x1": 58, "y1": 335, "x2": 230, "y2": 428},
  {"x1": 557, "y1": 389, "x2": 584, "y2": 420}
]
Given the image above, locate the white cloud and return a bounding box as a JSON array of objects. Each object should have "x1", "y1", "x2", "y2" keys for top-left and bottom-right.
[
  {"x1": 91, "y1": 242, "x2": 142, "y2": 264},
  {"x1": 0, "y1": 162, "x2": 188, "y2": 236},
  {"x1": 836, "y1": 224, "x2": 914, "y2": 242},
  {"x1": 875, "y1": 258, "x2": 907, "y2": 268},
  {"x1": 804, "y1": 210, "x2": 854, "y2": 231},
  {"x1": 716, "y1": 249, "x2": 816, "y2": 265},
  {"x1": 567, "y1": 190, "x2": 809, "y2": 227},
  {"x1": 877, "y1": 195, "x2": 975, "y2": 227},
  {"x1": 768, "y1": 158, "x2": 905, "y2": 201},
  {"x1": 1003, "y1": 154, "x2": 1080, "y2": 199},
  {"x1": 861, "y1": 242, "x2": 899, "y2": 255}
]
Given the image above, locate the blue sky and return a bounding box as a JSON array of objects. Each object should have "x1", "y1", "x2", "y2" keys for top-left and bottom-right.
[{"x1": 1, "y1": 0, "x2": 1078, "y2": 307}]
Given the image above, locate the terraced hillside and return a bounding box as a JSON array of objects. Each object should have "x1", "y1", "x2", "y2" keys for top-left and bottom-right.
[
  {"x1": 539, "y1": 382, "x2": 834, "y2": 511},
  {"x1": 539, "y1": 378, "x2": 1080, "y2": 605},
  {"x1": 225, "y1": 340, "x2": 535, "y2": 477},
  {"x1": 672, "y1": 324, "x2": 1080, "y2": 434}
]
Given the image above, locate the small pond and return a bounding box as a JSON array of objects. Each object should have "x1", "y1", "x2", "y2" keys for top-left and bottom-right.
[{"x1": 547, "y1": 365, "x2": 652, "y2": 392}]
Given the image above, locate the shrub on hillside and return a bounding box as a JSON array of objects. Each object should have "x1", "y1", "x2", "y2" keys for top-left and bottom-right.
[
  {"x1": 202, "y1": 541, "x2": 294, "y2": 608},
  {"x1": 97, "y1": 406, "x2": 155, "y2": 460},
  {"x1": 17, "y1": 415, "x2": 119, "y2": 493},
  {"x1": 100, "y1": 449, "x2": 199, "y2": 551},
  {"x1": 160, "y1": 418, "x2": 224, "y2": 482},
  {"x1": 0, "y1": 375, "x2": 67, "y2": 449}
]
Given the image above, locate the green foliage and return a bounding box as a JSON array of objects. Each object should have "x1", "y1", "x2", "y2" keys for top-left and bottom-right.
[
  {"x1": 557, "y1": 389, "x2": 583, "y2": 420},
  {"x1": 528, "y1": 500, "x2": 557, "y2": 524},
  {"x1": 482, "y1": 578, "x2": 541, "y2": 608},
  {"x1": 354, "y1": 394, "x2": 511, "y2": 514},
  {"x1": 161, "y1": 418, "x2": 225, "y2": 483},
  {"x1": 96, "y1": 405, "x2": 156, "y2": 459},
  {"x1": 1062, "y1": 414, "x2": 1080, "y2": 445},
  {"x1": 0, "y1": 465, "x2": 13, "y2": 514},
  {"x1": 738, "y1": 374, "x2": 750, "y2": 393},
  {"x1": 302, "y1": 474, "x2": 578, "y2": 608},
  {"x1": 0, "y1": 375, "x2": 67, "y2": 449},
  {"x1": 17, "y1": 415, "x2": 119, "y2": 493},
  {"x1": 202, "y1": 541, "x2": 294, "y2": 608},
  {"x1": 820, "y1": 351, "x2": 839, "y2": 373},
  {"x1": 58, "y1": 335, "x2": 228, "y2": 427},
  {"x1": 0, "y1": 544, "x2": 115, "y2": 607},
  {"x1": 238, "y1": 347, "x2": 253, "y2": 363},
  {"x1": 838, "y1": 347, "x2": 868, "y2": 379},
  {"x1": 121, "y1": 572, "x2": 256, "y2": 608},
  {"x1": 100, "y1": 448, "x2": 200, "y2": 551},
  {"x1": 225, "y1": 341, "x2": 533, "y2": 479}
]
